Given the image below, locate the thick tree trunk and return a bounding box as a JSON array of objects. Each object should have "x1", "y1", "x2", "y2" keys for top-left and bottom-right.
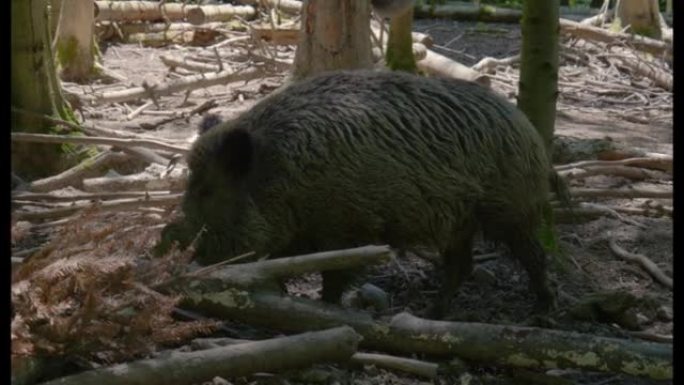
[
  {"x1": 518, "y1": 0, "x2": 560, "y2": 153},
  {"x1": 293, "y1": 0, "x2": 372, "y2": 79},
  {"x1": 11, "y1": 0, "x2": 66, "y2": 179},
  {"x1": 386, "y1": 7, "x2": 417, "y2": 72},
  {"x1": 614, "y1": 0, "x2": 661, "y2": 39},
  {"x1": 54, "y1": 0, "x2": 96, "y2": 82}
]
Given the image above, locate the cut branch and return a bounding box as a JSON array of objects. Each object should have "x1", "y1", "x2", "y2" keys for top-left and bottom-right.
[
  {"x1": 177, "y1": 245, "x2": 394, "y2": 291},
  {"x1": 86, "y1": 66, "x2": 265, "y2": 105},
  {"x1": 26, "y1": 151, "x2": 134, "y2": 193},
  {"x1": 39, "y1": 327, "x2": 360, "y2": 385},
  {"x1": 417, "y1": 49, "x2": 490, "y2": 86},
  {"x1": 350, "y1": 352, "x2": 438, "y2": 379},
  {"x1": 555, "y1": 156, "x2": 672, "y2": 173}
]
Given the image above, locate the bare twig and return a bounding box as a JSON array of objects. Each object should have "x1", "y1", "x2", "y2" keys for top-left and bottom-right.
[
  {"x1": 608, "y1": 238, "x2": 672, "y2": 289},
  {"x1": 11, "y1": 132, "x2": 188, "y2": 154}
]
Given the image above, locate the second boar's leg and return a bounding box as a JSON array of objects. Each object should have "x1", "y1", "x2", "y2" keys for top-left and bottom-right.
[
  {"x1": 505, "y1": 232, "x2": 557, "y2": 311},
  {"x1": 432, "y1": 228, "x2": 476, "y2": 319}
]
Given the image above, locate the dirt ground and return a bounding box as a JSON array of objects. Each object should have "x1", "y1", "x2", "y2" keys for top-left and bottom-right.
[{"x1": 18, "y1": 18, "x2": 672, "y2": 385}]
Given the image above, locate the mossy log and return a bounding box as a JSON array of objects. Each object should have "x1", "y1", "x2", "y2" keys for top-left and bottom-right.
[{"x1": 181, "y1": 290, "x2": 672, "y2": 380}]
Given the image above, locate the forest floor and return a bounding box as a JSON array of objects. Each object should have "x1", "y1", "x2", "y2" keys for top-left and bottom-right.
[{"x1": 12, "y1": 18, "x2": 672, "y2": 385}]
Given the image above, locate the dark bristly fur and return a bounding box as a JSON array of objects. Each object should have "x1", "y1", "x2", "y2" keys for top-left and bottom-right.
[
  {"x1": 164, "y1": 70, "x2": 562, "y2": 316},
  {"x1": 198, "y1": 113, "x2": 223, "y2": 135}
]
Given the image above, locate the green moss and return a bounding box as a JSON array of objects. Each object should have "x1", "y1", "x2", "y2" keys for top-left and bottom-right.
[{"x1": 56, "y1": 36, "x2": 79, "y2": 67}]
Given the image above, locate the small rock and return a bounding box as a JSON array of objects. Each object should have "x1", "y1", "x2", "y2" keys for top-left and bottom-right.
[{"x1": 345, "y1": 283, "x2": 389, "y2": 312}]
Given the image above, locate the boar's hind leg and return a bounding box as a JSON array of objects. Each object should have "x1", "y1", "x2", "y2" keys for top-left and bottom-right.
[
  {"x1": 432, "y1": 230, "x2": 476, "y2": 319},
  {"x1": 505, "y1": 231, "x2": 557, "y2": 311},
  {"x1": 321, "y1": 268, "x2": 363, "y2": 303}
]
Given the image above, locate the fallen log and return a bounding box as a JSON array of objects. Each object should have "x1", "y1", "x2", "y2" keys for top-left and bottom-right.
[
  {"x1": 568, "y1": 187, "x2": 672, "y2": 200},
  {"x1": 181, "y1": 291, "x2": 672, "y2": 380},
  {"x1": 96, "y1": 21, "x2": 228, "y2": 40},
  {"x1": 237, "y1": 0, "x2": 302, "y2": 14},
  {"x1": 413, "y1": 3, "x2": 522, "y2": 23},
  {"x1": 83, "y1": 165, "x2": 187, "y2": 193},
  {"x1": 94, "y1": 1, "x2": 196, "y2": 23},
  {"x1": 559, "y1": 18, "x2": 672, "y2": 59},
  {"x1": 24, "y1": 151, "x2": 136, "y2": 193},
  {"x1": 559, "y1": 165, "x2": 670, "y2": 181},
  {"x1": 555, "y1": 156, "x2": 672, "y2": 173},
  {"x1": 417, "y1": 49, "x2": 490, "y2": 87},
  {"x1": 39, "y1": 327, "x2": 361, "y2": 385},
  {"x1": 611, "y1": 55, "x2": 672, "y2": 91},
  {"x1": 130, "y1": 30, "x2": 223, "y2": 47},
  {"x1": 472, "y1": 54, "x2": 520, "y2": 73},
  {"x1": 186, "y1": 4, "x2": 257, "y2": 25},
  {"x1": 176, "y1": 245, "x2": 394, "y2": 292},
  {"x1": 251, "y1": 26, "x2": 300, "y2": 45},
  {"x1": 85, "y1": 66, "x2": 266, "y2": 106},
  {"x1": 12, "y1": 190, "x2": 173, "y2": 202},
  {"x1": 350, "y1": 352, "x2": 439, "y2": 379},
  {"x1": 159, "y1": 54, "x2": 222, "y2": 73}
]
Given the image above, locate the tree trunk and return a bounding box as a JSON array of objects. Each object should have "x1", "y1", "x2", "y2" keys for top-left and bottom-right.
[
  {"x1": 11, "y1": 0, "x2": 67, "y2": 179},
  {"x1": 293, "y1": 0, "x2": 373, "y2": 79},
  {"x1": 54, "y1": 0, "x2": 96, "y2": 82},
  {"x1": 386, "y1": 7, "x2": 417, "y2": 72},
  {"x1": 518, "y1": 0, "x2": 560, "y2": 153},
  {"x1": 518, "y1": 0, "x2": 561, "y2": 252},
  {"x1": 614, "y1": 0, "x2": 661, "y2": 39}
]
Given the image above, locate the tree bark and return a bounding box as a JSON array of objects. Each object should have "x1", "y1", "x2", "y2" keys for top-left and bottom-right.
[
  {"x1": 54, "y1": 0, "x2": 95, "y2": 82},
  {"x1": 518, "y1": 0, "x2": 560, "y2": 153},
  {"x1": 614, "y1": 0, "x2": 661, "y2": 39},
  {"x1": 11, "y1": 0, "x2": 67, "y2": 179},
  {"x1": 293, "y1": 0, "x2": 372, "y2": 79},
  {"x1": 385, "y1": 7, "x2": 417, "y2": 72}
]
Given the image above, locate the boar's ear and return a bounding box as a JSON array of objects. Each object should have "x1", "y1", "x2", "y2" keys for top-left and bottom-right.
[{"x1": 218, "y1": 128, "x2": 253, "y2": 178}]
